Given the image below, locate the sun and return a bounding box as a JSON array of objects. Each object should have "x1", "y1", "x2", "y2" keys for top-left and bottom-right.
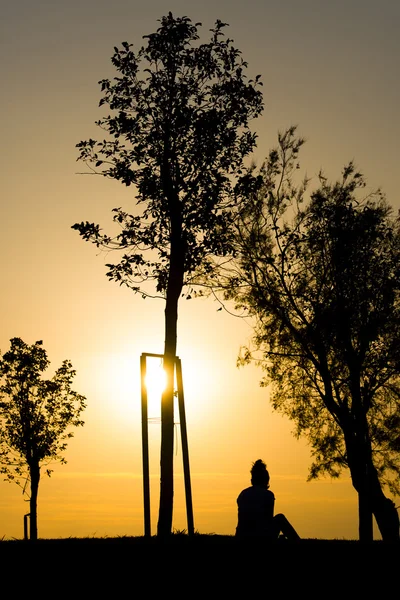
[{"x1": 144, "y1": 357, "x2": 167, "y2": 418}]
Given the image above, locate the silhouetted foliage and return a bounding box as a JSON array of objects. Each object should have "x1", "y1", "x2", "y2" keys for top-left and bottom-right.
[
  {"x1": 0, "y1": 338, "x2": 86, "y2": 540},
  {"x1": 72, "y1": 12, "x2": 263, "y2": 535},
  {"x1": 213, "y1": 127, "x2": 400, "y2": 542}
]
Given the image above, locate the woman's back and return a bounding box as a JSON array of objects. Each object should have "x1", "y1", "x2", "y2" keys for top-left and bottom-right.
[{"x1": 236, "y1": 485, "x2": 275, "y2": 538}]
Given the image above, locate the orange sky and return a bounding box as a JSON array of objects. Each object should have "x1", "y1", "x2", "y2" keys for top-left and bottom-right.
[{"x1": 1, "y1": 0, "x2": 399, "y2": 540}]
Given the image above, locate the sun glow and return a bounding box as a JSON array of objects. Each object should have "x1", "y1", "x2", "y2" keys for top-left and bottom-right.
[{"x1": 144, "y1": 357, "x2": 167, "y2": 418}]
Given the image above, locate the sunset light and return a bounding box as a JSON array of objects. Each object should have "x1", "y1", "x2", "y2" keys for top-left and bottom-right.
[
  {"x1": 144, "y1": 356, "x2": 167, "y2": 419},
  {"x1": 1, "y1": 0, "x2": 399, "y2": 549}
]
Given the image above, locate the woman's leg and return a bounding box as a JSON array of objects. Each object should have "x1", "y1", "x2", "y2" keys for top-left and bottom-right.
[{"x1": 273, "y1": 513, "x2": 301, "y2": 540}]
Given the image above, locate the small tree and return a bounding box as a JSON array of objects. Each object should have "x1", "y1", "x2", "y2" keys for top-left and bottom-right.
[
  {"x1": 0, "y1": 338, "x2": 86, "y2": 540},
  {"x1": 72, "y1": 13, "x2": 263, "y2": 535},
  {"x1": 217, "y1": 128, "x2": 400, "y2": 542}
]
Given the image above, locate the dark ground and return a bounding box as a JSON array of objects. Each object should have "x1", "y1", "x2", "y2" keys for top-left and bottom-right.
[{"x1": 1, "y1": 535, "x2": 398, "y2": 595}]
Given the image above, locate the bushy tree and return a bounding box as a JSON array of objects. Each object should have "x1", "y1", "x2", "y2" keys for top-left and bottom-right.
[
  {"x1": 72, "y1": 13, "x2": 263, "y2": 535},
  {"x1": 216, "y1": 127, "x2": 400, "y2": 542},
  {"x1": 0, "y1": 338, "x2": 86, "y2": 540}
]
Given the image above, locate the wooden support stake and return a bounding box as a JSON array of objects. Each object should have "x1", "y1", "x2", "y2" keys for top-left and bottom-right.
[
  {"x1": 176, "y1": 357, "x2": 195, "y2": 536},
  {"x1": 140, "y1": 354, "x2": 151, "y2": 538}
]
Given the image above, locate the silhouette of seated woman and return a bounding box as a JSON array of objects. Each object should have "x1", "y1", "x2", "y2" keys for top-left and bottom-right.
[{"x1": 236, "y1": 459, "x2": 300, "y2": 541}]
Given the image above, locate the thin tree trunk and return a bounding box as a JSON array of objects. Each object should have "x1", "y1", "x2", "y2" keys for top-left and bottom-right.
[
  {"x1": 157, "y1": 308, "x2": 178, "y2": 537},
  {"x1": 29, "y1": 462, "x2": 40, "y2": 541},
  {"x1": 157, "y1": 222, "x2": 185, "y2": 537}
]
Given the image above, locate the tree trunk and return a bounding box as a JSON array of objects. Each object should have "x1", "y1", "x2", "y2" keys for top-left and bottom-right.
[
  {"x1": 349, "y1": 456, "x2": 374, "y2": 543},
  {"x1": 157, "y1": 300, "x2": 179, "y2": 537},
  {"x1": 359, "y1": 463, "x2": 400, "y2": 542},
  {"x1": 346, "y1": 429, "x2": 399, "y2": 542},
  {"x1": 369, "y1": 473, "x2": 400, "y2": 542},
  {"x1": 157, "y1": 209, "x2": 185, "y2": 536},
  {"x1": 29, "y1": 462, "x2": 40, "y2": 541}
]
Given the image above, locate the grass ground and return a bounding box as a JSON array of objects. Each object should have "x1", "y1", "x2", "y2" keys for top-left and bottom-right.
[{"x1": 1, "y1": 534, "x2": 397, "y2": 595}]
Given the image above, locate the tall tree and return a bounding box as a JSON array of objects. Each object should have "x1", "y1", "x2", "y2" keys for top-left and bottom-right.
[
  {"x1": 72, "y1": 13, "x2": 263, "y2": 536},
  {"x1": 0, "y1": 338, "x2": 86, "y2": 540},
  {"x1": 217, "y1": 128, "x2": 400, "y2": 542}
]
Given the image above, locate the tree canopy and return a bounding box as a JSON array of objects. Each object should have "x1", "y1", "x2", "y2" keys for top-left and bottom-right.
[
  {"x1": 73, "y1": 13, "x2": 263, "y2": 299},
  {"x1": 0, "y1": 337, "x2": 86, "y2": 539},
  {"x1": 214, "y1": 127, "x2": 400, "y2": 541}
]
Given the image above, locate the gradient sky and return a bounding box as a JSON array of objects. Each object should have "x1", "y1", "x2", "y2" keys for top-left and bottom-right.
[{"x1": 1, "y1": 0, "x2": 399, "y2": 540}]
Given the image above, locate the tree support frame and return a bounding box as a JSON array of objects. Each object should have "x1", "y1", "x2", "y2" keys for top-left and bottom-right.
[{"x1": 140, "y1": 353, "x2": 194, "y2": 537}]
